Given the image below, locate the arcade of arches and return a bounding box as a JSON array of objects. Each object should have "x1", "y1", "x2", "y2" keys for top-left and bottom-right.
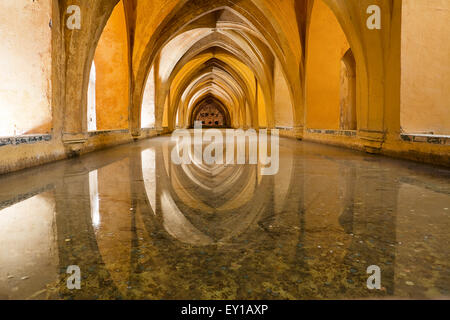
[
  {"x1": 0, "y1": 0, "x2": 448, "y2": 173},
  {"x1": 0, "y1": 0, "x2": 449, "y2": 300}
]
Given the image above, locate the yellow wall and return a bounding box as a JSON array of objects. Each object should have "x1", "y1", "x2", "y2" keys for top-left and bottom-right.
[
  {"x1": 401, "y1": 0, "x2": 450, "y2": 135},
  {"x1": 94, "y1": 1, "x2": 129, "y2": 130},
  {"x1": 215, "y1": 53, "x2": 256, "y2": 93},
  {"x1": 306, "y1": 0, "x2": 349, "y2": 130},
  {"x1": 163, "y1": 96, "x2": 169, "y2": 127},
  {"x1": 273, "y1": 59, "x2": 294, "y2": 127},
  {"x1": 133, "y1": 0, "x2": 180, "y2": 77},
  {"x1": 257, "y1": 83, "x2": 267, "y2": 127},
  {"x1": 0, "y1": 0, "x2": 52, "y2": 136},
  {"x1": 253, "y1": 0, "x2": 302, "y2": 63}
]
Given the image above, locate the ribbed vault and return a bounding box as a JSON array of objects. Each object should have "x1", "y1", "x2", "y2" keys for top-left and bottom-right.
[
  {"x1": 50, "y1": 0, "x2": 440, "y2": 167},
  {"x1": 131, "y1": 2, "x2": 302, "y2": 134}
]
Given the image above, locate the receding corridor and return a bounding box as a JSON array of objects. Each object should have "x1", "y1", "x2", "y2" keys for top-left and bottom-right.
[{"x1": 0, "y1": 136, "x2": 448, "y2": 299}]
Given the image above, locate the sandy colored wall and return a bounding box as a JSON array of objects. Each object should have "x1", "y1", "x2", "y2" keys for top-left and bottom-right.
[
  {"x1": 305, "y1": 0, "x2": 349, "y2": 130},
  {"x1": 0, "y1": 0, "x2": 52, "y2": 136},
  {"x1": 94, "y1": 1, "x2": 129, "y2": 131},
  {"x1": 401, "y1": 0, "x2": 450, "y2": 135}
]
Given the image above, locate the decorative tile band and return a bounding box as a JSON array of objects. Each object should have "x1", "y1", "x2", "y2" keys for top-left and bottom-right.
[
  {"x1": 276, "y1": 126, "x2": 294, "y2": 131},
  {"x1": 306, "y1": 129, "x2": 357, "y2": 137},
  {"x1": 400, "y1": 133, "x2": 450, "y2": 146},
  {"x1": 88, "y1": 129, "x2": 130, "y2": 137},
  {"x1": 0, "y1": 134, "x2": 52, "y2": 147}
]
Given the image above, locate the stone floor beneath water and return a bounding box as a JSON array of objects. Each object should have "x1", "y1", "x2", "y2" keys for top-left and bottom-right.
[{"x1": 0, "y1": 136, "x2": 449, "y2": 300}]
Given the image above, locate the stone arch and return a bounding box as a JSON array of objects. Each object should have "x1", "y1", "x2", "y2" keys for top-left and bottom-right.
[
  {"x1": 183, "y1": 81, "x2": 237, "y2": 129},
  {"x1": 189, "y1": 96, "x2": 231, "y2": 128},
  {"x1": 156, "y1": 33, "x2": 274, "y2": 131},
  {"x1": 62, "y1": 0, "x2": 120, "y2": 146},
  {"x1": 340, "y1": 49, "x2": 357, "y2": 130},
  {"x1": 159, "y1": 36, "x2": 272, "y2": 128},
  {"x1": 131, "y1": 0, "x2": 304, "y2": 137},
  {"x1": 167, "y1": 59, "x2": 252, "y2": 130},
  {"x1": 319, "y1": 0, "x2": 391, "y2": 151},
  {"x1": 305, "y1": 0, "x2": 383, "y2": 142}
]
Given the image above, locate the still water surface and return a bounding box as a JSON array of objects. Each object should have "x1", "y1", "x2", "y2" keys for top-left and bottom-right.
[{"x1": 0, "y1": 136, "x2": 449, "y2": 299}]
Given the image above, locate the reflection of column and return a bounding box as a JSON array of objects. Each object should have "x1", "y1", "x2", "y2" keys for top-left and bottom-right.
[
  {"x1": 343, "y1": 164, "x2": 399, "y2": 296},
  {"x1": 89, "y1": 170, "x2": 100, "y2": 228},
  {"x1": 338, "y1": 164, "x2": 356, "y2": 234},
  {"x1": 141, "y1": 148, "x2": 157, "y2": 214},
  {"x1": 283, "y1": 144, "x2": 310, "y2": 285},
  {"x1": 128, "y1": 149, "x2": 146, "y2": 292},
  {"x1": 54, "y1": 162, "x2": 118, "y2": 298},
  {"x1": 132, "y1": 141, "x2": 165, "y2": 236}
]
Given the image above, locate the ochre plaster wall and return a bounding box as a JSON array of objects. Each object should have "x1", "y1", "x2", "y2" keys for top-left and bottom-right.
[
  {"x1": 94, "y1": 1, "x2": 129, "y2": 131},
  {"x1": 273, "y1": 60, "x2": 294, "y2": 127},
  {"x1": 401, "y1": 0, "x2": 450, "y2": 135},
  {"x1": 162, "y1": 97, "x2": 169, "y2": 127},
  {"x1": 133, "y1": 0, "x2": 180, "y2": 77},
  {"x1": 0, "y1": 0, "x2": 52, "y2": 136},
  {"x1": 253, "y1": 0, "x2": 302, "y2": 63},
  {"x1": 257, "y1": 83, "x2": 267, "y2": 127},
  {"x1": 305, "y1": 0, "x2": 349, "y2": 130}
]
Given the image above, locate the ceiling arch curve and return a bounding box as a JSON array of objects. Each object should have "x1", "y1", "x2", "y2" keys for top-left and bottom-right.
[{"x1": 131, "y1": 0, "x2": 304, "y2": 133}]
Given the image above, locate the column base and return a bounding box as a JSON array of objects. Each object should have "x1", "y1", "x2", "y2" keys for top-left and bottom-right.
[
  {"x1": 131, "y1": 128, "x2": 141, "y2": 141},
  {"x1": 156, "y1": 127, "x2": 165, "y2": 136},
  {"x1": 293, "y1": 126, "x2": 304, "y2": 140},
  {"x1": 359, "y1": 130, "x2": 385, "y2": 154},
  {"x1": 62, "y1": 133, "x2": 88, "y2": 157}
]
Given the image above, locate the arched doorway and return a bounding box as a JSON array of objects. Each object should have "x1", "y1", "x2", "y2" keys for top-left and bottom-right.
[
  {"x1": 190, "y1": 97, "x2": 231, "y2": 128},
  {"x1": 340, "y1": 49, "x2": 357, "y2": 130}
]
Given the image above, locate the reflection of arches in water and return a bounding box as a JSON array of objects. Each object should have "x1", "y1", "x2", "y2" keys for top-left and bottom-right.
[
  {"x1": 141, "y1": 148, "x2": 157, "y2": 215},
  {"x1": 335, "y1": 159, "x2": 399, "y2": 295},
  {"x1": 86, "y1": 158, "x2": 133, "y2": 297},
  {"x1": 140, "y1": 139, "x2": 295, "y2": 246},
  {"x1": 57, "y1": 143, "x2": 401, "y2": 298},
  {"x1": 0, "y1": 137, "x2": 410, "y2": 298},
  {"x1": 133, "y1": 139, "x2": 314, "y2": 299}
]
